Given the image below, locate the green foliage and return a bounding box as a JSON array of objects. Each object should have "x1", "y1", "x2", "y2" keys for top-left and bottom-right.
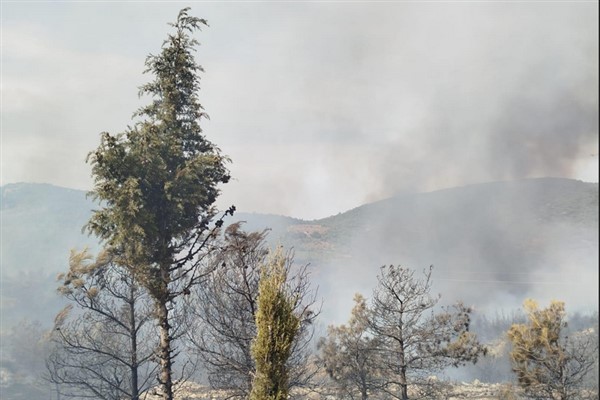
[
  {"x1": 85, "y1": 8, "x2": 231, "y2": 400},
  {"x1": 86, "y1": 7, "x2": 230, "y2": 285},
  {"x1": 188, "y1": 224, "x2": 318, "y2": 397},
  {"x1": 250, "y1": 248, "x2": 301, "y2": 400}
]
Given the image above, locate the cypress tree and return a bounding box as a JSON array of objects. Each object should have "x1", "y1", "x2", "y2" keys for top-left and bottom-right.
[
  {"x1": 250, "y1": 248, "x2": 301, "y2": 400},
  {"x1": 86, "y1": 8, "x2": 232, "y2": 400}
]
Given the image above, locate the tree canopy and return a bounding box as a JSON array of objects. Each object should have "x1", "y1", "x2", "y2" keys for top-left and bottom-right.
[
  {"x1": 249, "y1": 248, "x2": 302, "y2": 400},
  {"x1": 86, "y1": 8, "x2": 232, "y2": 399},
  {"x1": 508, "y1": 299, "x2": 599, "y2": 400}
]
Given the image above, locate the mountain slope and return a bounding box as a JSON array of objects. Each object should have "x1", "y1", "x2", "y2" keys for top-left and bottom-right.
[
  {"x1": 1, "y1": 178, "x2": 597, "y2": 327},
  {"x1": 296, "y1": 178, "x2": 598, "y2": 318}
]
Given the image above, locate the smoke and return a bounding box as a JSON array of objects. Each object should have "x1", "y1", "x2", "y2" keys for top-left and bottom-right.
[
  {"x1": 3, "y1": 2, "x2": 597, "y2": 219},
  {"x1": 314, "y1": 179, "x2": 599, "y2": 324},
  {"x1": 296, "y1": 2, "x2": 599, "y2": 321},
  {"x1": 362, "y1": 3, "x2": 599, "y2": 202},
  {"x1": 3, "y1": 2, "x2": 597, "y2": 322},
  {"x1": 201, "y1": 2, "x2": 599, "y2": 218}
]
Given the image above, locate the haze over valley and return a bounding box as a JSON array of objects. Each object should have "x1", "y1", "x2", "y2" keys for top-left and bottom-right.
[{"x1": 2, "y1": 177, "x2": 597, "y2": 328}]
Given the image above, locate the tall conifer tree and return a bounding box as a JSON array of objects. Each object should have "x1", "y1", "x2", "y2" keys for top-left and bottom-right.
[{"x1": 86, "y1": 8, "x2": 232, "y2": 399}]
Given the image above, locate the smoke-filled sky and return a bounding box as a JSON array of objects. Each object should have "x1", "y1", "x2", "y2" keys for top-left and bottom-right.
[{"x1": 2, "y1": 1, "x2": 598, "y2": 220}]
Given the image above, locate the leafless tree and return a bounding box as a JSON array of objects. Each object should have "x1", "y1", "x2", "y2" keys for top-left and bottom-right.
[
  {"x1": 46, "y1": 249, "x2": 158, "y2": 400},
  {"x1": 186, "y1": 223, "x2": 320, "y2": 399},
  {"x1": 369, "y1": 265, "x2": 486, "y2": 400}
]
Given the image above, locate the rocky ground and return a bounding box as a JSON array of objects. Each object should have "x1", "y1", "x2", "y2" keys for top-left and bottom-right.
[{"x1": 144, "y1": 380, "x2": 522, "y2": 400}]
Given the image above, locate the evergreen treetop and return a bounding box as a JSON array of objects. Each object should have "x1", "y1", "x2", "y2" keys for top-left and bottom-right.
[{"x1": 86, "y1": 7, "x2": 231, "y2": 282}]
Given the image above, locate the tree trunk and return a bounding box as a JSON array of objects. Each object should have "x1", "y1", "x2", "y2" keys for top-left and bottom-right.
[
  {"x1": 130, "y1": 285, "x2": 139, "y2": 400},
  {"x1": 399, "y1": 362, "x2": 408, "y2": 400},
  {"x1": 360, "y1": 370, "x2": 368, "y2": 400},
  {"x1": 397, "y1": 321, "x2": 408, "y2": 400},
  {"x1": 360, "y1": 383, "x2": 368, "y2": 400},
  {"x1": 157, "y1": 296, "x2": 174, "y2": 400}
]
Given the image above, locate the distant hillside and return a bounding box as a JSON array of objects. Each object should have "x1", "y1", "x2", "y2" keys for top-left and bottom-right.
[
  {"x1": 302, "y1": 177, "x2": 598, "y2": 264},
  {"x1": 1, "y1": 183, "x2": 98, "y2": 325},
  {"x1": 1, "y1": 178, "x2": 598, "y2": 327},
  {"x1": 286, "y1": 178, "x2": 598, "y2": 318},
  {"x1": 0, "y1": 183, "x2": 306, "y2": 327}
]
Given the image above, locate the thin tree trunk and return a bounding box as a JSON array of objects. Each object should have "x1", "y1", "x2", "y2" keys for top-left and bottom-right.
[
  {"x1": 361, "y1": 383, "x2": 368, "y2": 400},
  {"x1": 360, "y1": 369, "x2": 368, "y2": 400},
  {"x1": 397, "y1": 318, "x2": 408, "y2": 400},
  {"x1": 157, "y1": 295, "x2": 173, "y2": 400},
  {"x1": 130, "y1": 285, "x2": 139, "y2": 400},
  {"x1": 399, "y1": 361, "x2": 408, "y2": 400}
]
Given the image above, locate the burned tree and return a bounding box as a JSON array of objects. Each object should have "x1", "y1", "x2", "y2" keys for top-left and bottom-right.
[
  {"x1": 46, "y1": 249, "x2": 157, "y2": 400},
  {"x1": 188, "y1": 223, "x2": 318, "y2": 398},
  {"x1": 318, "y1": 294, "x2": 385, "y2": 400},
  {"x1": 370, "y1": 265, "x2": 486, "y2": 400},
  {"x1": 507, "y1": 299, "x2": 599, "y2": 400}
]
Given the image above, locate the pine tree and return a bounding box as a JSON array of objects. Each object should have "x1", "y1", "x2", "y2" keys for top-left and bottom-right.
[
  {"x1": 370, "y1": 265, "x2": 486, "y2": 400},
  {"x1": 318, "y1": 294, "x2": 384, "y2": 400},
  {"x1": 86, "y1": 8, "x2": 233, "y2": 400},
  {"x1": 249, "y1": 248, "x2": 301, "y2": 400},
  {"x1": 507, "y1": 299, "x2": 598, "y2": 400}
]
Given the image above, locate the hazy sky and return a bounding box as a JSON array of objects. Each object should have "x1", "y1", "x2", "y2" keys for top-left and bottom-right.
[{"x1": 2, "y1": 1, "x2": 598, "y2": 219}]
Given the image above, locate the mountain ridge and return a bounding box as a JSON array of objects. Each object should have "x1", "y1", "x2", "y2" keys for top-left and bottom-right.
[{"x1": 4, "y1": 176, "x2": 596, "y2": 221}]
